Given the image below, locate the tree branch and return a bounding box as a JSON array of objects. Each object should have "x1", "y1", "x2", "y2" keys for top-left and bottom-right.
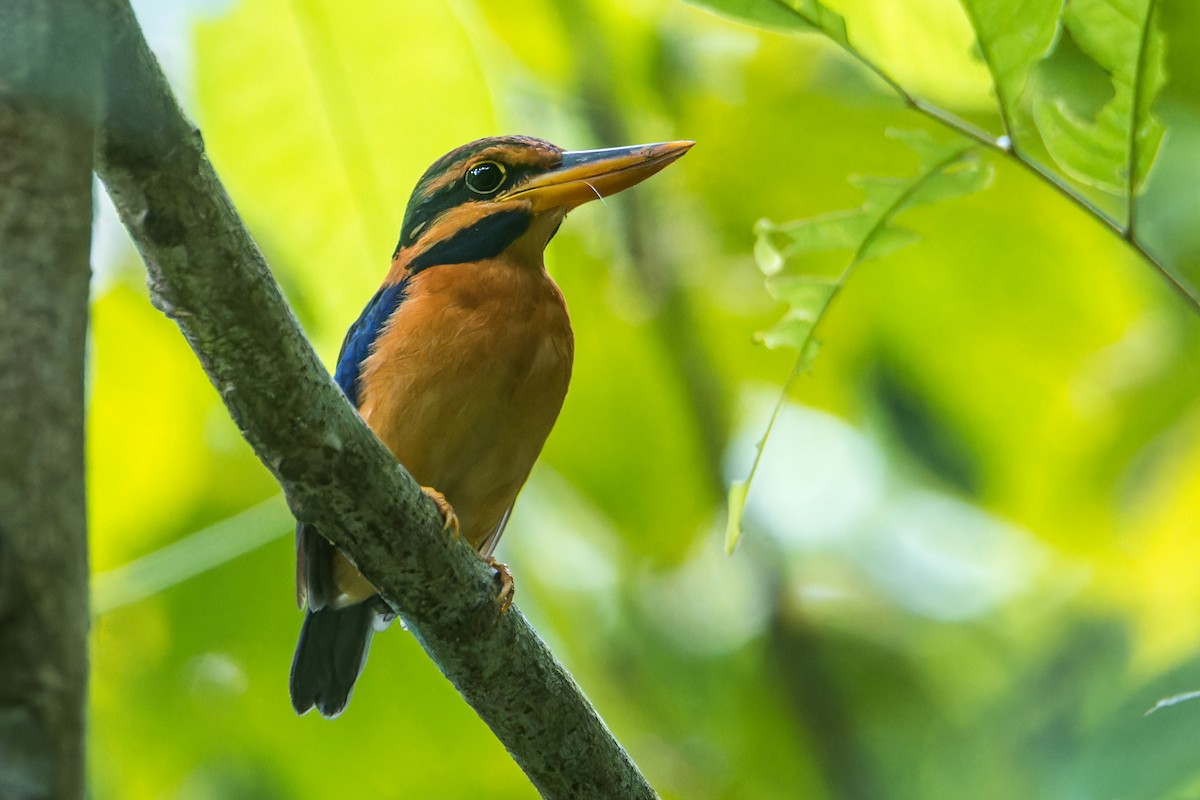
[
  {"x1": 0, "y1": 2, "x2": 97, "y2": 797},
  {"x1": 91, "y1": 1, "x2": 655, "y2": 797},
  {"x1": 811, "y1": 1, "x2": 1200, "y2": 314}
]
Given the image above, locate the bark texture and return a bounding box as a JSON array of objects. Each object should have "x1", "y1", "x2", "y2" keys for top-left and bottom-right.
[
  {"x1": 92, "y1": 1, "x2": 656, "y2": 797},
  {"x1": 0, "y1": 3, "x2": 98, "y2": 798}
]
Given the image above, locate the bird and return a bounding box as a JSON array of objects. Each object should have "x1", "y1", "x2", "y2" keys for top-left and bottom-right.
[{"x1": 289, "y1": 134, "x2": 693, "y2": 717}]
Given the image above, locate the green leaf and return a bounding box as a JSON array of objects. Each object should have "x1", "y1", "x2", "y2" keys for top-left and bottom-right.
[
  {"x1": 780, "y1": 0, "x2": 849, "y2": 45},
  {"x1": 686, "y1": 0, "x2": 819, "y2": 31},
  {"x1": 773, "y1": 210, "x2": 877, "y2": 257},
  {"x1": 851, "y1": 175, "x2": 913, "y2": 214},
  {"x1": 753, "y1": 225, "x2": 786, "y2": 275},
  {"x1": 1132, "y1": 23, "x2": 1168, "y2": 193},
  {"x1": 1034, "y1": 98, "x2": 1129, "y2": 192},
  {"x1": 897, "y1": 155, "x2": 996, "y2": 213},
  {"x1": 764, "y1": 274, "x2": 838, "y2": 312},
  {"x1": 685, "y1": 0, "x2": 848, "y2": 45},
  {"x1": 1033, "y1": 0, "x2": 1166, "y2": 196},
  {"x1": 735, "y1": 133, "x2": 996, "y2": 551},
  {"x1": 886, "y1": 127, "x2": 970, "y2": 164},
  {"x1": 959, "y1": 0, "x2": 1062, "y2": 139},
  {"x1": 724, "y1": 479, "x2": 750, "y2": 554},
  {"x1": 755, "y1": 275, "x2": 837, "y2": 350},
  {"x1": 857, "y1": 225, "x2": 922, "y2": 261},
  {"x1": 752, "y1": 135, "x2": 991, "y2": 358},
  {"x1": 755, "y1": 311, "x2": 815, "y2": 351},
  {"x1": 880, "y1": 131, "x2": 997, "y2": 215}
]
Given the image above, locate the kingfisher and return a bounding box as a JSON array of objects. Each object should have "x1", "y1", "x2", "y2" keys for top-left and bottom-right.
[{"x1": 289, "y1": 135, "x2": 693, "y2": 717}]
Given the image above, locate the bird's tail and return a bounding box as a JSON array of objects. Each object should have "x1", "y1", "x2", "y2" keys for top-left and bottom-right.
[{"x1": 289, "y1": 602, "x2": 377, "y2": 717}]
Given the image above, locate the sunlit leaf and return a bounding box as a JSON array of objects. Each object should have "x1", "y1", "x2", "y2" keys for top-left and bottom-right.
[
  {"x1": 781, "y1": 0, "x2": 848, "y2": 45},
  {"x1": 756, "y1": 312, "x2": 815, "y2": 350},
  {"x1": 898, "y1": 155, "x2": 995, "y2": 213},
  {"x1": 885, "y1": 127, "x2": 969, "y2": 164},
  {"x1": 882, "y1": 130, "x2": 997, "y2": 215},
  {"x1": 763, "y1": 274, "x2": 838, "y2": 312},
  {"x1": 735, "y1": 133, "x2": 996, "y2": 553},
  {"x1": 772, "y1": 210, "x2": 876, "y2": 256},
  {"x1": 1035, "y1": 98, "x2": 1128, "y2": 192},
  {"x1": 686, "y1": 0, "x2": 818, "y2": 31},
  {"x1": 857, "y1": 225, "x2": 921, "y2": 261},
  {"x1": 753, "y1": 224, "x2": 786, "y2": 274},
  {"x1": 686, "y1": 0, "x2": 848, "y2": 45},
  {"x1": 852, "y1": 174, "x2": 912, "y2": 214},
  {"x1": 1121, "y1": 0, "x2": 1168, "y2": 195},
  {"x1": 753, "y1": 273, "x2": 835, "y2": 351},
  {"x1": 959, "y1": 0, "x2": 1062, "y2": 139},
  {"x1": 752, "y1": 136, "x2": 990, "y2": 359},
  {"x1": 1033, "y1": 0, "x2": 1166, "y2": 196}
]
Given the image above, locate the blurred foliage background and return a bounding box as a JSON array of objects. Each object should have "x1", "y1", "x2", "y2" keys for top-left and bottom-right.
[{"x1": 87, "y1": 0, "x2": 1200, "y2": 797}]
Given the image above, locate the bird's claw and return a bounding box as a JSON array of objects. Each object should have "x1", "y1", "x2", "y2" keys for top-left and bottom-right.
[
  {"x1": 421, "y1": 486, "x2": 460, "y2": 541},
  {"x1": 418, "y1": 487, "x2": 510, "y2": 610},
  {"x1": 487, "y1": 557, "x2": 515, "y2": 613}
]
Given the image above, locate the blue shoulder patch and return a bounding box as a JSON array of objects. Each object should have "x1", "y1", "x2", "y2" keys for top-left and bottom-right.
[{"x1": 333, "y1": 277, "x2": 410, "y2": 408}]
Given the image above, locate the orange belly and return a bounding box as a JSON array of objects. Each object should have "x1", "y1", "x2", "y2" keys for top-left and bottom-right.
[{"x1": 332, "y1": 257, "x2": 573, "y2": 604}]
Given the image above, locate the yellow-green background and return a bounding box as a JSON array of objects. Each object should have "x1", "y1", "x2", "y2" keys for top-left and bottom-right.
[{"x1": 89, "y1": 0, "x2": 1200, "y2": 797}]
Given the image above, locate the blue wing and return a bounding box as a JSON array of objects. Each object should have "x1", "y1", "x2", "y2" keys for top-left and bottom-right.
[
  {"x1": 333, "y1": 277, "x2": 410, "y2": 408},
  {"x1": 300, "y1": 274, "x2": 411, "y2": 611}
]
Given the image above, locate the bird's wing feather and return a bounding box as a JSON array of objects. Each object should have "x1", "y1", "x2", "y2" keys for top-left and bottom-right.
[
  {"x1": 477, "y1": 504, "x2": 514, "y2": 560},
  {"x1": 298, "y1": 273, "x2": 411, "y2": 609},
  {"x1": 332, "y1": 276, "x2": 411, "y2": 407}
]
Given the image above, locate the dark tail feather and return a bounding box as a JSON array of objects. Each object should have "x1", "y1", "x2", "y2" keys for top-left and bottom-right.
[{"x1": 290, "y1": 602, "x2": 377, "y2": 717}]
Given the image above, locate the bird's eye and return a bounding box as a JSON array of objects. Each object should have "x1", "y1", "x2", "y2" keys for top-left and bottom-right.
[{"x1": 465, "y1": 161, "x2": 507, "y2": 195}]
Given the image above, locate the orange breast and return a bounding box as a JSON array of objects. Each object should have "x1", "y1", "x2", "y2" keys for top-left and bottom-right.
[{"x1": 356, "y1": 257, "x2": 574, "y2": 551}]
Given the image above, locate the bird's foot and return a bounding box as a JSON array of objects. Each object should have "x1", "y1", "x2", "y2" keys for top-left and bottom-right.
[
  {"x1": 421, "y1": 486, "x2": 460, "y2": 541},
  {"x1": 487, "y1": 557, "x2": 515, "y2": 613}
]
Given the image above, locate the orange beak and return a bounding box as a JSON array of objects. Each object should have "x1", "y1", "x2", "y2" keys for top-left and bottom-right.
[{"x1": 505, "y1": 140, "x2": 694, "y2": 212}]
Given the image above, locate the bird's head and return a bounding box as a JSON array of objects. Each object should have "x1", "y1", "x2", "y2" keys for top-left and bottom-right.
[{"x1": 392, "y1": 135, "x2": 693, "y2": 271}]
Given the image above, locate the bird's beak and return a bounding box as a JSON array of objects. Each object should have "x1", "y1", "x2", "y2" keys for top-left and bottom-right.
[{"x1": 506, "y1": 140, "x2": 694, "y2": 212}]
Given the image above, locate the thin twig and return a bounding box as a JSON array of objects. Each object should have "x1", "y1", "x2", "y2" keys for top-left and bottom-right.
[
  {"x1": 771, "y1": 0, "x2": 1200, "y2": 313},
  {"x1": 744, "y1": 145, "x2": 975, "y2": 496},
  {"x1": 956, "y1": 0, "x2": 1018, "y2": 144},
  {"x1": 1126, "y1": 0, "x2": 1160, "y2": 237}
]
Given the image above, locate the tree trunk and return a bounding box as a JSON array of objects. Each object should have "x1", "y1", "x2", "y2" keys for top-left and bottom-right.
[{"x1": 0, "y1": 3, "x2": 98, "y2": 798}]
